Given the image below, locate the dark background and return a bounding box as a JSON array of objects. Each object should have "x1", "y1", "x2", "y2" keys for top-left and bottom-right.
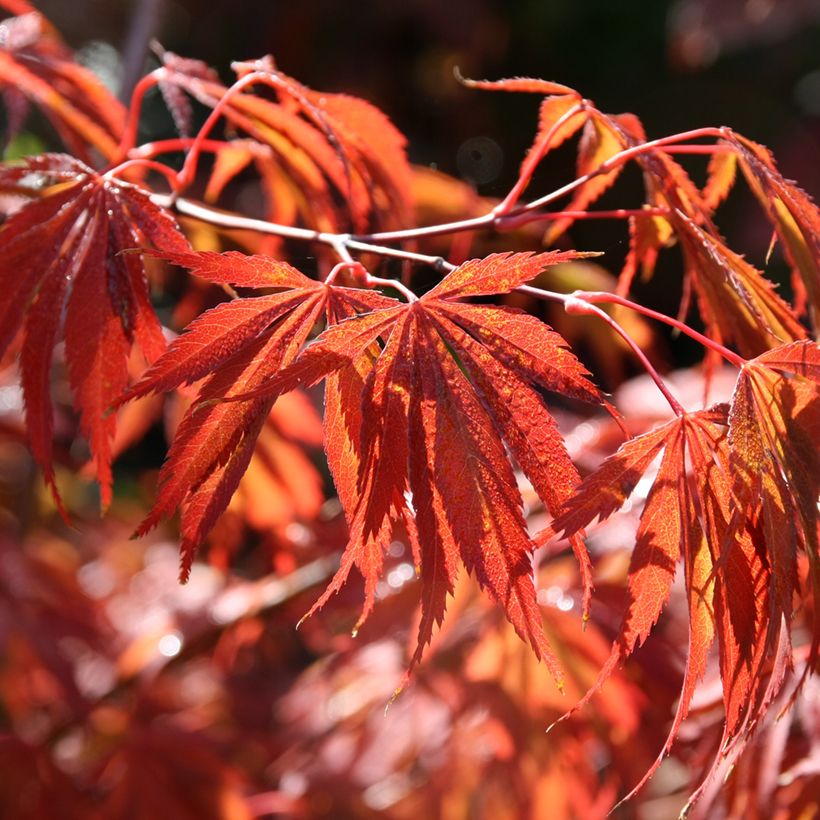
[
  {"x1": 32, "y1": 0, "x2": 820, "y2": 295},
  {"x1": 36, "y1": 0, "x2": 820, "y2": 187}
]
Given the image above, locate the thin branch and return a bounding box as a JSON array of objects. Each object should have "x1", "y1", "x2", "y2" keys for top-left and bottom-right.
[
  {"x1": 520, "y1": 284, "x2": 686, "y2": 417},
  {"x1": 160, "y1": 196, "x2": 452, "y2": 273},
  {"x1": 354, "y1": 127, "x2": 730, "y2": 243}
]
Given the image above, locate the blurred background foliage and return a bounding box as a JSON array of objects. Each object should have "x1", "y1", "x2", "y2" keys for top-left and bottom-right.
[{"x1": 0, "y1": 0, "x2": 819, "y2": 818}]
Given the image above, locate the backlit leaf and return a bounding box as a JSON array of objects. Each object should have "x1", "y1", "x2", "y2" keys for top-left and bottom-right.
[{"x1": 0, "y1": 154, "x2": 188, "y2": 509}]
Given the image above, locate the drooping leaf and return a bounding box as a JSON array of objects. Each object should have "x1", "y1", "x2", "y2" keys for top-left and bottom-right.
[
  {"x1": 676, "y1": 214, "x2": 805, "y2": 357},
  {"x1": 729, "y1": 134, "x2": 820, "y2": 331},
  {"x1": 547, "y1": 410, "x2": 733, "y2": 798},
  {"x1": 547, "y1": 340, "x2": 820, "y2": 803},
  {"x1": 0, "y1": 154, "x2": 188, "y2": 509},
  {"x1": 457, "y1": 75, "x2": 581, "y2": 97},
  {"x1": 702, "y1": 148, "x2": 738, "y2": 211},
  {"x1": 159, "y1": 56, "x2": 413, "y2": 233},
  {"x1": 0, "y1": 8, "x2": 124, "y2": 159},
  {"x1": 725, "y1": 342, "x2": 820, "y2": 678}
]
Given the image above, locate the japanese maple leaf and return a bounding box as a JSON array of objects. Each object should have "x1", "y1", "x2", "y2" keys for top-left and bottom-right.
[
  {"x1": 724, "y1": 342, "x2": 820, "y2": 683},
  {"x1": 223, "y1": 251, "x2": 605, "y2": 682},
  {"x1": 729, "y1": 134, "x2": 820, "y2": 330},
  {"x1": 675, "y1": 213, "x2": 805, "y2": 358},
  {"x1": 544, "y1": 408, "x2": 741, "y2": 800},
  {"x1": 545, "y1": 343, "x2": 820, "y2": 805},
  {"x1": 0, "y1": 154, "x2": 188, "y2": 510},
  {"x1": 0, "y1": 7, "x2": 124, "y2": 159},
  {"x1": 160, "y1": 56, "x2": 413, "y2": 233},
  {"x1": 116, "y1": 249, "x2": 396, "y2": 580}
]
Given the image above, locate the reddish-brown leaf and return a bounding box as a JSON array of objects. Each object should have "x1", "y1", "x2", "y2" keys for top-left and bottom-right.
[
  {"x1": 545, "y1": 113, "x2": 631, "y2": 244},
  {"x1": 0, "y1": 155, "x2": 188, "y2": 508},
  {"x1": 723, "y1": 342, "x2": 820, "y2": 706},
  {"x1": 413, "y1": 315, "x2": 564, "y2": 680},
  {"x1": 547, "y1": 411, "x2": 747, "y2": 800},
  {"x1": 677, "y1": 214, "x2": 805, "y2": 357},
  {"x1": 426, "y1": 250, "x2": 586, "y2": 300},
  {"x1": 516, "y1": 95, "x2": 588, "y2": 184},
  {"x1": 0, "y1": 8, "x2": 124, "y2": 159},
  {"x1": 162, "y1": 61, "x2": 413, "y2": 233},
  {"x1": 458, "y1": 75, "x2": 580, "y2": 98},
  {"x1": 280, "y1": 254, "x2": 606, "y2": 677},
  {"x1": 730, "y1": 134, "x2": 820, "y2": 330},
  {"x1": 702, "y1": 148, "x2": 738, "y2": 211}
]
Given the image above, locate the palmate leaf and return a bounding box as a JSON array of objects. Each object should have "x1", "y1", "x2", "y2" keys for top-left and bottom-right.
[
  {"x1": 119, "y1": 251, "x2": 604, "y2": 677},
  {"x1": 0, "y1": 154, "x2": 188, "y2": 510},
  {"x1": 206, "y1": 251, "x2": 605, "y2": 681},
  {"x1": 117, "y1": 249, "x2": 399, "y2": 579},
  {"x1": 546, "y1": 342, "x2": 820, "y2": 805},
  {"x1": 158, "y1": 55, "x2": 413, "y2": 233}
]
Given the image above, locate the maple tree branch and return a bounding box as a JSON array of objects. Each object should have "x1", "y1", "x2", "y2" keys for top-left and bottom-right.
[
  {"x1": 572, "y1": 290, "x2": 747, "y2": 368},
  {"x1": 352, "y1": 128, "x2": 729, "y2": 244},
  {"x1": 161, "y1": 196, "x2": 452, "y2": 276}
]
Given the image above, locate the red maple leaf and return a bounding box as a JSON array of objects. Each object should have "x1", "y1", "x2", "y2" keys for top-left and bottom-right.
[
  {"x1": 198, "y1": 251, "x2": 606, "y2": 682},
  {"x1": 0, "y1": 154, "x2": 188, "y2": 510},
  {"x1": 0, "y1": 6, "x2": 124, "y2": 159},
  {"x1": 116, "y1": 250, "x2": 398, "y2": 580},
  {"x1": 543, "y1": 341, "x2": 820, "y2": 804}
]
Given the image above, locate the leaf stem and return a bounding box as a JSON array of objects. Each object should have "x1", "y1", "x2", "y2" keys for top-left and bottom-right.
[
  {"x1": 494, "y1": 101, "x2": 586, "y2": 214},
  {"x1": 176, "y1": 70, "x2": 269, "y2": 190},
  {"x1": 104, "y1": 158, "x2": 181, "y2": 191},
  {"x1": 496, "y1": 206, "x2": 670, "y2": 231},
  {"x1": 519, "y1": 284, "x2": 686, "y2": 417},
  {"x1": 519, "y1": 127, "x2": 730, "y2": 214},
  {"x1": 572, "y1": 290, "x2": 746, "y2": 368},
  {"x1": 327, "y1": 237, "x2": 419, "y2": 301},
  {"x1": 112, "y1": 68, "x2": 165, "y2": 165},
  {"x1": 659, "y1": 144, "x2": 732, "y2": 155},
  {"x1": 129, "y1": 137, "x2": 231, "y2": 160}
]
